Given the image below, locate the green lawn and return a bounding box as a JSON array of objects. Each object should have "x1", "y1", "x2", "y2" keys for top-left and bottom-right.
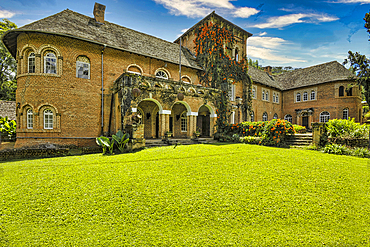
[{"x1": 1, "y1": 144, "x2": 369, "y2": 246}]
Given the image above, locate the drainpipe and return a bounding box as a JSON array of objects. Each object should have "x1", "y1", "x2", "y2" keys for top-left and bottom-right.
[
  {"x1": 101, "y1": 44, "x2": 106, "y2": 136},
  {"x1": 179, "y1": 37, "x2": 182, "y2": 81}
]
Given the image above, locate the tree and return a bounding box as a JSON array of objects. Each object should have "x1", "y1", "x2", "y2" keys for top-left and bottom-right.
[
  {"x1": 0, "y1": 19, "x2": 17, "y2": 101},
  {"x1": 343, "y1": 12, "x2": 370, "y2": 147}
]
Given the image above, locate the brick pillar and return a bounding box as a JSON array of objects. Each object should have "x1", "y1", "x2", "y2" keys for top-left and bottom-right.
[{"x1": 159, "y1": 110, "x2": 171, "y2": 138}]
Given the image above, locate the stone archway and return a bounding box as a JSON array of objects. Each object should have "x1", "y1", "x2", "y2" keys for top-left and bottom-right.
[
  {"x1": 197, "y1": 105, "x2": 211, "y2": 137},
  {"x1": 138, "y1": 100, "x2": 162, "y2": 138}
]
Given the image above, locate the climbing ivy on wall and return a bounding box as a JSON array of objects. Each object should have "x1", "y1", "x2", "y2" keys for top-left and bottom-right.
[{"x1": 193, "y1": 21, "x2": 252, "y2": 135}]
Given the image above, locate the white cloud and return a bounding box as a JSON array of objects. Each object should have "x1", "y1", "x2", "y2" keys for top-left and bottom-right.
[
  {"x1": 0, "y1": 10, "x2": 16, "y2": 18},
  {"x1": 248, "y1": 46, "x2": 307, "y2": 63},
  {"x1": 153, "y1": 0, "x2": 259, "y2": 18},
  {"x1": 253, "y1": 13, "x2": 339, "y2": 29},
  {"x1": 233, "y1": 7, "x2": 260, "y2": 18},
  {"x1": 177, "y1": 28, "x2": 189, "y2": 37},
  {"x1": 248, "y1": 36, "x2": 290, "y2": 49}
]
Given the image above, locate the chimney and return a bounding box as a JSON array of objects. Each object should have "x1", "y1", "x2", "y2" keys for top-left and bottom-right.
[
  {"x1": 264, "y1": 66, "x2": 272, "y2": 76},
  {"x1": 93, "y1": 2, "x2": 106, "y2": 24}
]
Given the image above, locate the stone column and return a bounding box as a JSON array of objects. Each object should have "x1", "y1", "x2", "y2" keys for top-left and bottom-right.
[{"x1": 312, "y1": 122, "x2": 325, "y2": 147}]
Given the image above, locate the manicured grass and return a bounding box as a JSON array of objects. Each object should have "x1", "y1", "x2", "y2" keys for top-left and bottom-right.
[{"x1": 1, "y1": 144, "x2": 369, "y2": 246}]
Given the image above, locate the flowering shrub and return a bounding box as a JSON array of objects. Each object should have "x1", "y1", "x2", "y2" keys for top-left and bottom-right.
[{"x1": 220, "y1": 119, "x2": 295, "y2": 147}]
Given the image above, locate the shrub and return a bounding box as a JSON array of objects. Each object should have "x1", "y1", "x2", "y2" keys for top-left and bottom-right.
[
  {"x1": 241, "y1": 136, "x2": 262, "y2": 145},
  {"x1": 323, "y1": 144, "x2": 351, "y2": 155},
  {"x1": 0, "y1": 116, "x2": 16, "y2": 140},
  {"x1": 326, "y1": 118, "x2": 369, "y2": 139},
  {"x1": 352, "y1": 147, "x2": 370, "y2": 158},
  {"x1": 293, "y1": 124, "x2": 306, "y2": 133}
]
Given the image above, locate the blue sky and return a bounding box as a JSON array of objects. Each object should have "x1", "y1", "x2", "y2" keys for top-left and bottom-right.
[{"x1": 1, "y1": 0, "x2": 370, "y2": 68}]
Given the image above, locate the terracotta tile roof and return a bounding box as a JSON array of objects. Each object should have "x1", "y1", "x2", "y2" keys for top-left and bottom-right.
[
  {"x1": 4, "y1": 9, "x2": 201, "y2": 69},
  {"x1": 248, "y1": 61, "x2": 355, "y2": 91},
  {"x1": 275, "y1": 61, "x2": 355, "y2": 90}
]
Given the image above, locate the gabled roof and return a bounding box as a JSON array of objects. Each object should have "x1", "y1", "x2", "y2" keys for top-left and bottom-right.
[
  {"x1": 276, "y1": 61, "x2": 355, "y2": 90},
  {"x1": 248, "y1": 66, "x2": 283, "y2": 90},
  {"x1": 2, "y1": 9, "x2": 201, "y2": 70},
  {"x1": 174, "y1": 11, "x2": 252, "y2": 44}
]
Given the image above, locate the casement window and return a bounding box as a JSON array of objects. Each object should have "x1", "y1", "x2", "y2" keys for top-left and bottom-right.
[
  {"x1": 44, "y1": 109, "x2": 54, "y2": 129},
  {"x1": 273, "y1": 113, "x2": 278, "y2": 119},
  {"x1": 310, "y1": 90, "x2": 316, "y2": 100},
  {"x1": 343, "y1": 108, "x2": 349, "y2": 120},
  {"x1": 250, "y1": 111, "x2": 254, "y2": 122},
  {"x1": 320, "y1": 111, "x2": 330, "y2": 123},
  {"x1": 156, "y1": 70, "x2": 168, "y2": 79},
  {"x1": 252, "y1": 88, "x2": 256, "y2": 99},
  {"x1": 284, "y1": 114, "x2": 292, "y2": 123},
  {"x1": 266, "y1": 91, "x2": 269, "y2": 101},
  {"x1": 296, "y1": 93, "x2": 301, "y2": 102},
  {"x1": 339, "y1": 86, "x2": 344, "y2": 97},
  {"x1": 76, "y1": 56, "x2": 90, "y2": 79},
  {"x1": 44, "y1": 52, "x2": 57, "y2": 74},
  {"x1": 235, "y1": 48, "x2": 239, "y2": 62},
  {"x1": 303, "y1": 92, "x2": 308, "y2": 101},
  {"x1": 27, "y1": 109, "x2": 33, "y2": 129},
  {"x1": 276, "y1": 93, "x2": 279, "y2": 103},
  {"x1": 28, "y1": 52, "x2": 35, "y2": 73},
  {"x1": 262, "y1": 90, "x2": 265, "y2": 100},
  {"x1": 180, "y1": 111, "x2": 187, "y2": 132},
  {"x1": 228, "y1": 84, "x2": 235, "y2": 101},
  {"x1": 262, "y1": 112, "x2": 268, "y2": 121},
  {"x1": 347, "y1": 88, "x2": 352, "y2": 96}
]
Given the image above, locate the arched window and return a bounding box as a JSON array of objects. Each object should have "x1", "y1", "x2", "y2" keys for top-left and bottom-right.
[
  {"x1": 262, "y1": 112, "x2": 268, "y2": 121},
  {"x1": 127, "y1": 65, "x2": 142, "y2": 75},
  {"x1": 343, "y1": 108, "x2": 349, "y2": 120},
  {"x1": 284, "y1": 114, "x2": 292, "y2": 123},
  {"x1": 76, "y1": 56, "x2": 90, "y2": 79},
  {"x1": 250, "y1": 111, "x2": 254, "y2": 122},
  {"x1": 44, "y1": 52, "x2": 57, "y2": 74},
  {"x1": 44, "y1": 109, "x2": 53, "y2": 129},
  {"x1": 27, "y1": 109, "x2": 33, "y2": 129},
  {"x1": 180, "y1": 111, "x2": 187, "y2": 132},
  {"x1": 339, "y1": 86, "x2": 344, "y2": 97},
  {"x1": 303, "y1": 92, "x2": 308, "y2": 101},
  {"x1": 296, "y1": 93, "x2": 301, "y2": 102},
  {"x1": 235, "y1": 48, "x2": 239, "y2": 62},
  {"x1": 273, "y1": 113, "x2": 278, "y2": 119},
  {"x1": 347, "y1": 87, "x2": 353, "y2": 96},
  {"x1": 28, "y1": 52, "x2": 35, "y2": 73},
  {"x1": 181, "y1": 75, "x2": 191, "y2": 84},
  {"x1": 320, "y1": 111, "x2": 330, "y2": 123},
  {"x1": 311, "y1": 90, "x2": 316, "y2": 100},
  {"x1": 156, "y1": 70, "x2": 168, "y2": 79}
]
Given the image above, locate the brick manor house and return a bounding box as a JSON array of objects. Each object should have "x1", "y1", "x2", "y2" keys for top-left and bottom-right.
[{"x1": 1, "y1": 3, "x2": 362, "y2": 148}]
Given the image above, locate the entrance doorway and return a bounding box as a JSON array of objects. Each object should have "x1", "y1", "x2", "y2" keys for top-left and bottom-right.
[
  {"x1": 197, "y1": 105, "x2": 211, "y2": 137},
  {"x1": 302, "y1": 116, "x2": 309, "y2": 129}
]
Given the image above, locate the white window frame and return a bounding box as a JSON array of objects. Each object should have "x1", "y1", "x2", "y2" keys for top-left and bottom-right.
[
  {"x1": 343, "y1": 108, "x2": 349, "y2": 120},
  {"x1": 320, "y1": 111, "x2": 330, "y2": 123},
  {"x1": 44, "y1": 52, "x2": 57, "y2": 74},
  {"x1": 28, "y1": 52, "x2": 35, "y2": 73},
  {"x1": 296, "y1": 93, "x2": 301, "y2": 102},
  {"x1": 284, "y1": 114, "x2": 292, "y2": 123},
  {"x1": 181, "y1": 111, "x2": 187, "y2": 132},
  {"x1": 156, "y1": 70, "x2": 168, "y2": 79},
  {"x1": 228, "y1": 84, "x2": 235, "y2": 101},
  {"x1": 310, "y1": 90, "x2": 316, "y2": 100},
  {"x1": 262, "y1": 90, "x2": 265, "y2": 100},
  {"x1": 44, "y1": 109, "x2": 54, "y2": 129},
  {"x1": 273, "y1": 93, "x2": 276, "y2": 103},
  {"x1": 266, "y1": 91, "x2": 269, "y2": 101},
  {"x1": 262, "y1": 112, "x2": 268, "y2": 121},
  {"x1": 76, "y1": 61, "x2": 90, "y2": 79},
  {"x1": 27, "y1": 109, "x2": 33, "y2": 129},
  {"x1": 303, "y1": 92, "x2": 308, "y2": 101},
  {"x1": 276, "y1": 93, "x2": 279, "y2": 103},
  {"x1": 252, "y1": 87, "x2": 256, "y2": 99}
]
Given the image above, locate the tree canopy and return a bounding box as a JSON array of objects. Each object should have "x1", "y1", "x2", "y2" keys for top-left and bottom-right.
[{"x1": 0, "y1": 19, "x2": 17, "y2": 101}]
